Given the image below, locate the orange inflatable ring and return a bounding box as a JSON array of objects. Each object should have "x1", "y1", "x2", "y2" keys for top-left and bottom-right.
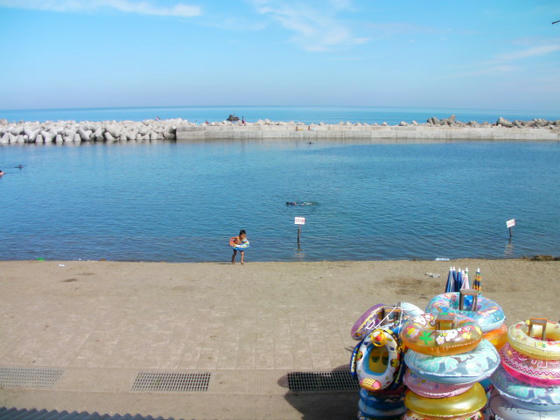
[
  {"x1": 400, "y1": 313, "x2": 482, "y2": 356},
  {"x1": 483, "y1": 323, "x2": 507, "y2": 350}
]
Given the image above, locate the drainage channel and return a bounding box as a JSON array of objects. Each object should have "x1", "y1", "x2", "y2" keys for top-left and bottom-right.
[{"x1": 0, "y1": 367, "x2": 64, "y2": 389}]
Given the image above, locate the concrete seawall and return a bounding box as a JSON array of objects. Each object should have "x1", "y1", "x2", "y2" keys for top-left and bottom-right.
[{"x1": 176, "y1": 124, "x2": 560, "y2": 141}]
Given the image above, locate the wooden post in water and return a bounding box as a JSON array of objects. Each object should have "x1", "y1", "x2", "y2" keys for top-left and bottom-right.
[
  {"x1": 294, "y1": 217, "x2": 306, "y2": 251},
  {"x1": 506, "y1": 219, "x2": 515, "y2": 240}
]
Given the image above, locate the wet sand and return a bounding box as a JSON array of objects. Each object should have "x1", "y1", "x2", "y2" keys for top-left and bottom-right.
[{"x1": 0, "y1": 259, "x2": 558, "y2": 419}]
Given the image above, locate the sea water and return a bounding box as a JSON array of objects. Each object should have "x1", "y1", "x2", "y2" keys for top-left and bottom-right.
[
  {"x1": 0, "y1": 140, "x2": 559, "y2": 261},
  {"x1": 1, "y1": 105, "x2": 558, "y2": 124}
]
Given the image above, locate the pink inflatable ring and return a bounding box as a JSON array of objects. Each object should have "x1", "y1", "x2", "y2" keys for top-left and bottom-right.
[
  {"x1": 403, "y1": 370, "x2": 474, "y2": 399},
  {"x1": 501, "y1": 343, "x2": 560, "y2": 386}
]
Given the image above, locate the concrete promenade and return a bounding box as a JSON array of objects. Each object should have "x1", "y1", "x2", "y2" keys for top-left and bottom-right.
[
  {"x1": 1, "y1": 259, "x2": 559, "y2": 419},
  {"x1": 176, "y1": 124, "x2": 560, "y2": 142}
]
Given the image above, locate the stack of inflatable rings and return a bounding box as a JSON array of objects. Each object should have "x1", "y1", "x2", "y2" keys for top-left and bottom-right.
[
  {"x1": 401, "y1": 312, "x2": 500, "y2": 419},
  {"x1": 425, "y1": 292, "x2": 507, "y2": 350},
  {"x1": 489, "y1": 320, "x2": 560, "y2": 418},
  {"x1": 350, "y1": 302, "x2": 422, "y2": 419}
]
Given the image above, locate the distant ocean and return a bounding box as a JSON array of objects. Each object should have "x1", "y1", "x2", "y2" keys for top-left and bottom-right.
[{"x1": 1, "y1": 106, "x2": 559, "y2": 124}]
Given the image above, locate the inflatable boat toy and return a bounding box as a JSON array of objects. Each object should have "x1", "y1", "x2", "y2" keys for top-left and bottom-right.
[
  {"x1": 489, "y1": 391, "x2": 560, "y2": 420},
  {"x1": 354, "y1": 328, "x2": 402, "y2": 392},
  {"x1": 501, "y1": 342, "x2": 560, "y2": 386},
  {"x1": 405, "y1": 339, "x2": 499, "y2": 385},
  {"x1": 404, "y1": 383, "x2": 487, "y2": 419},
  {"x1": 484, "y1": 322, "x2": 508, "y2": 350},
  {"x1": 229, "y1": 237, "x2": 250, "y2": 251},
  {"x1": 400, "y1": 313, "x2": 482, "y2": 356},
  {"x1": 403, "y1": 370, "x2": 473, "y2": 399},
  {"x1": 508, "y1": 319, "x2": 560, "y2": 361},
  {"x1": 426, "y1": 290, "x2": 505, "y2": 333},
  {"x1": 491, "y1": 366, "x2": 560, "y2": 412},
  {"x1": 402, "y1": 410, "x2": 483, "y2": 419},
  {"x1": 351, "y1": 302, "x2": 423, "y2": 340}
]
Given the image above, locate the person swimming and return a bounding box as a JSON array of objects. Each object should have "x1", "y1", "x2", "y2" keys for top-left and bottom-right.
[
  {"x1": 285, "y1": 201, "x2": 316, "y2": 206},
  {"x1": 0, "y1": 169, "x2": 4, "y2": 177}
]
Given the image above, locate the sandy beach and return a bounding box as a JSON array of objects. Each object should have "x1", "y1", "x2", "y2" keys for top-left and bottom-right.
[{"x1": 1, "y1": 259, "x2": 558, "y2": 419}]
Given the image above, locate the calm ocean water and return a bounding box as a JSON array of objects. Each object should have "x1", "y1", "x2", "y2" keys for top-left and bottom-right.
[
  {"x1": 1, "y1": 105, "x2": 559, "y2": 124},
  {"x1": 0, "y1": 140, "x2": 559, "y2": 262}
]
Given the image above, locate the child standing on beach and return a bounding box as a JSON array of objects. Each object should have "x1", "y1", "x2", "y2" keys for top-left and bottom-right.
[{"x1": 230, "y1": 230, "x2": 249, "y2": 264}]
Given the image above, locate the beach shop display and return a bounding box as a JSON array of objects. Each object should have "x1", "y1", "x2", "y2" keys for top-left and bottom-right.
[
  {"x1": 347, "y1": 271, "x2": 558, "y2": 419},
  {"x1": 488, "y1": 318, "x2": 560, "y2": 417}
]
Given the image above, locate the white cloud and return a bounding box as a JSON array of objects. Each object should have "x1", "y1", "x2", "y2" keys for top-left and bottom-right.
[
  {"x1": 451, "y1": 43, "x2": 560, "y2": 79},
  {"x1": 496, "y1": 45, "x2": 560, "y2": 61},
  {"x1": 252, "y1": 0, "x2": 367, "y2": 52},
  {"x1": 0, "y1": 0, "x2": 201, "y2": 17}
]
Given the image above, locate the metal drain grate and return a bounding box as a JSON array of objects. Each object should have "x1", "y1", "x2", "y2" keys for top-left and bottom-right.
[
  {"x1": 0, "y1": 367, "x2": 64, "y2": 389},
  {"x1": 287, "y1": 370, "x2": 359, "y2": 392},
  {"x1": 131, "y1": 371, "x2": 211, "y2": 392}
]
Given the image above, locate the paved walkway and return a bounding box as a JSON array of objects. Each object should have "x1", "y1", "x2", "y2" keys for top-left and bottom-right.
[{"x1": 1, "y1": 259, "x2": 558, "y2": 419}]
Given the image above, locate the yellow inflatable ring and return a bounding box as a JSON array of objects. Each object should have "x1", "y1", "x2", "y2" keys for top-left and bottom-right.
[
  {"x1": 402, "y1": 410, "x2": 483, "y2": 420},
  {"x1": 483, "y1": 323, "x2": 508, "y2": 350},
  {"x1": 508, "y1": 319, "x2": 560, "y2": 360},
  {"x1": 404, "y1": 383, "x2": 487, "y2": 418},
  {"x1": 401, "y1": 313, "x2": 482, "y2": 356}
]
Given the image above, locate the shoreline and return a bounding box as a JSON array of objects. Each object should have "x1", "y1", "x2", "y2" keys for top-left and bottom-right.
[
  {"x1": 1, "y1": 116, "x2": 559, "y2": 144},
  {"x1": 2, "y1": 256, "x2": 558, "y2": 263}
]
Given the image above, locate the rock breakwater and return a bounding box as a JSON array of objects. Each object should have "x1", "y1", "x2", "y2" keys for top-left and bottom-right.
[{"x1": 0, "y1": 115, "x2": 559, "y2": 145}]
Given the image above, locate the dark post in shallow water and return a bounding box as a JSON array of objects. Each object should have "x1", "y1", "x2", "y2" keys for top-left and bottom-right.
[
  {"x1": 294, "y1": 216, "x2": 306, "y2": 251},
  {"x1": 506, "y1": 218, "x2": 515, "y2": 240}
]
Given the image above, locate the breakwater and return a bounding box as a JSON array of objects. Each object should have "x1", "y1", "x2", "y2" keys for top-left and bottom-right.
[{"x1": 1, "y1": 116, "x2": 559, "y2": 144}]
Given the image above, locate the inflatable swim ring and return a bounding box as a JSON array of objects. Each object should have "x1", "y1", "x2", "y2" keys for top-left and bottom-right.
[
  {"x1": 484, "y1": 323, "x2": 508, "y2": 350},
  {"x1": 351, "y1": 302, "x2": 423, "y2": 340},
  {"x1": 403, "y1": 370, "x2": 473, "y2": 399},
  {"x1": 426, "y1": 291, "x2": 505, "y2": 333},
  {"x1": 401, "y1": 313, "x2": 482, "y2": 356},
  {"x1": 489, "y1": 391, "x2": 560, "y2": 420},
  {"x1": 355, "y1": 328, "x2": 402, "y2": 391},
  {"x1": 351, "y1": 303, "x2": 388, "y2": 340},
  {"x1": 350, "y1": 342, "x2": 361, "y2": 378},
  {"x1": 404, "y1": 383, "x2": 487, "y2": 418},
  {"x1": 357, "y1": 401, "x2": 407, "y2": 420},
  {"x1": 491, "y1": 366, "x2": 560, "y2": 412},
  {"x1": 501, "y1": 343, "x2": 560, "y2": 387},
  {"x1": 229, "y1": 237, "x2": 249, "y2": 251},
  {"x1": 358, "y1": 387, "x2": 404, "y2": 410},
  {"x1": 402, "y1": 410, "x2": 483, "y2": 420},
  {"x1": 508, "y1": 319, "x2": 560, "y2": 361},
  {"x1": 405, "y1": 339, "x2": 499, "y2": 385}
]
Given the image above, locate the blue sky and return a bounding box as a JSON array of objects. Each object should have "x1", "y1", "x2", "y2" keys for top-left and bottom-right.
[{"x1": 0, "y1": 0, "x2": 559, "y2": 111}]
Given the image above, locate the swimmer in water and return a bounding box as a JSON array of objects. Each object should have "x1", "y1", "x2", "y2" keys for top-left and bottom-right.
[
  {"x1": 0, "y1": 169, "x2": 4, "y2": 177},
  {"x1": 286, "y1": 201, "x2": 315, "y2": 206}
]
